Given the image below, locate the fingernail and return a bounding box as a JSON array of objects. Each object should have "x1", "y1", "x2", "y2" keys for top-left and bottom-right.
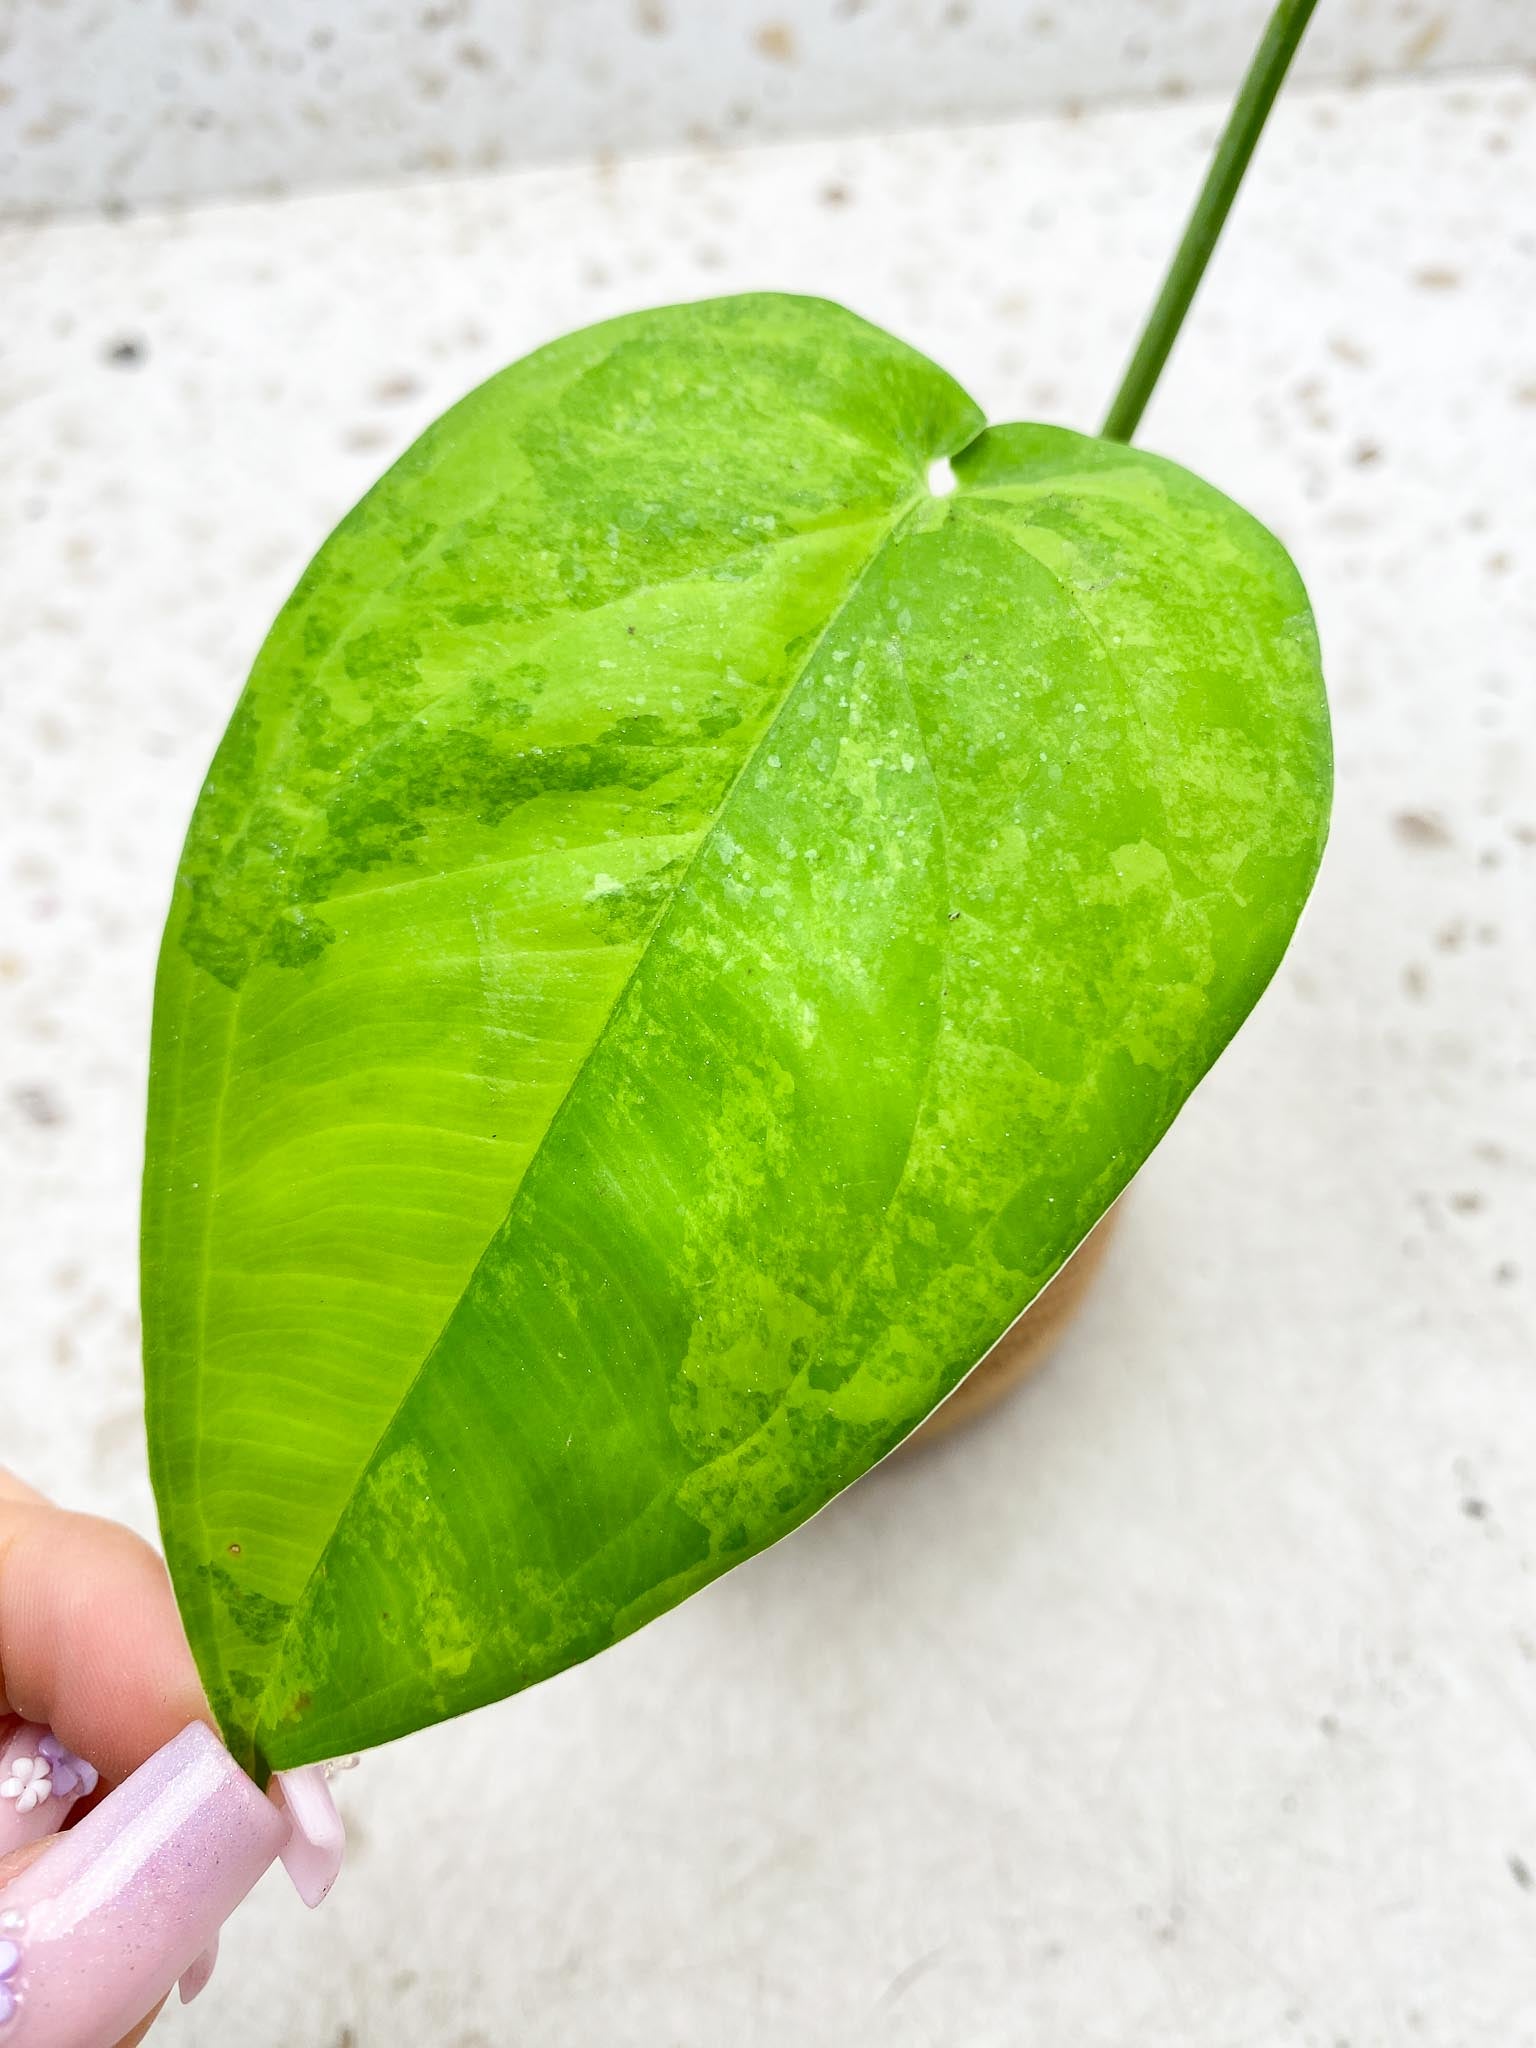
[
  {"x1": 0, "y1": 1722, "x2": 288, "y2": 2045},
  {"x1": 0, "y1": 1729, "x2": 96, "y2": 1858},
  {"x1": 270, "y1": 1764, "x2": 345, "y2": 1907},
  {"x1": 177, "y1": 1935, "x2": 218, "y2": 2006}
]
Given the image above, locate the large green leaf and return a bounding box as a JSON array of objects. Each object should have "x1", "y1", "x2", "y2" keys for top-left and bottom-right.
[{"x1": 142, "y1": 294, "x2": 1330, "y2": 1775}]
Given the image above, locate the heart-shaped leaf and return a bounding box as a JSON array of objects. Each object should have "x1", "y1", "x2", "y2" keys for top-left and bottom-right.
[{"x1": 143, "y1": 294, "x2": 1330, "y2": 1775}]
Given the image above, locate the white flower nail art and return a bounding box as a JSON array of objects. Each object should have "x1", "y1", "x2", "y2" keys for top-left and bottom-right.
[{"x1": 0, "y1": 1756, "x2": 52, "y2": 1815}]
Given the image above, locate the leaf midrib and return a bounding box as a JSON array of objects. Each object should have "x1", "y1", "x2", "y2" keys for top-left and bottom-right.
[
  {"x1": 262, "y1": 468, "x2": 1194, "y2": 1759},
  {"x1": 176, "y1": 504, "x2": 916, "y2": 1727},
  {"x1": 186, "y1": 456, "x2": 1164, "y2": 1757},
  {"x1": 244, "y1": 476, "x2": 934, "y2": 1758}
]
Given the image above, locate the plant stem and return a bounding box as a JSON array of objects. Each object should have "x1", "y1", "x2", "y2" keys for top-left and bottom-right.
[{"x1": 1100, "y1": 0, "x2": 1321, "y2": 443}]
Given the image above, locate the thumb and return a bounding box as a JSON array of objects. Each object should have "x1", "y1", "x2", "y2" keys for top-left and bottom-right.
[
  {"x1": 0, "y1": 1722, "x2": 287, "y2": 2046},
  {"x1": 0, "y1": 1838, "x2": 164, "y2": 2048},
  {"x1": 0, "y1": 1476, "x2": 282, "y2": 2046}
]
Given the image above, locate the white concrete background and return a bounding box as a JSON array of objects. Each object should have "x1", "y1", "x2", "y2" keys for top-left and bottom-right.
[
  {"x1": 2, "y1": 0, "x2": 1535, "y2": 217},
  {"x1": 2, "y1": 54, "x2": 1535, "y2": 2048}
]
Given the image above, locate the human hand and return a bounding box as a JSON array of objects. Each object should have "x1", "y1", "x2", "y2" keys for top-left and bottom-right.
[{"x1": 0, "y1": 1467, "x2": 298, "y2": 2047}]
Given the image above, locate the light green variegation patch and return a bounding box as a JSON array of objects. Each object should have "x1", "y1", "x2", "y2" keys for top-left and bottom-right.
[{"x1": 143, "y1": 294, "x2": 1329, "y2": 1776}]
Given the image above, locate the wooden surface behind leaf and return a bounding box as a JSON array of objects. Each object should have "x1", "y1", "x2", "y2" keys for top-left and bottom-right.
[{"x1": 141, "y1": 294, "x2": 1330, "y2": 1775}]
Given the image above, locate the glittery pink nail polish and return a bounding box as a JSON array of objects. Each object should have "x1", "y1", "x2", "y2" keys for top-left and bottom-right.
[
  {"x1": 0, "y1": 1727, "x2": 96, "y2": 1859},
  {"x1": 0, "y1": 1722, "x2": 287, "y2": 2045}
]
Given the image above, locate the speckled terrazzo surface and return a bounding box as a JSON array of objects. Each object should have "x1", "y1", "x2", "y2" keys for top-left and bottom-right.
[
  {"x1": 2, "y1": 67, "x2": 1535, "y2": 2047},
  {"x1": 3, "y1": 0, "x2": 1534, "y2": 217}
]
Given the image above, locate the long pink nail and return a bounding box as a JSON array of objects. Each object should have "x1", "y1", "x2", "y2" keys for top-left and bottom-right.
[
  {"x1": 0, "y1": 1722, "x2": 287, "y2": 2044},
  {"x1": 271, "y1": 1764, "x2": 346, "y2": 1907},
  {"x1": 0, "y1": 1729, "x2": 97, "y2": 1859}
]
